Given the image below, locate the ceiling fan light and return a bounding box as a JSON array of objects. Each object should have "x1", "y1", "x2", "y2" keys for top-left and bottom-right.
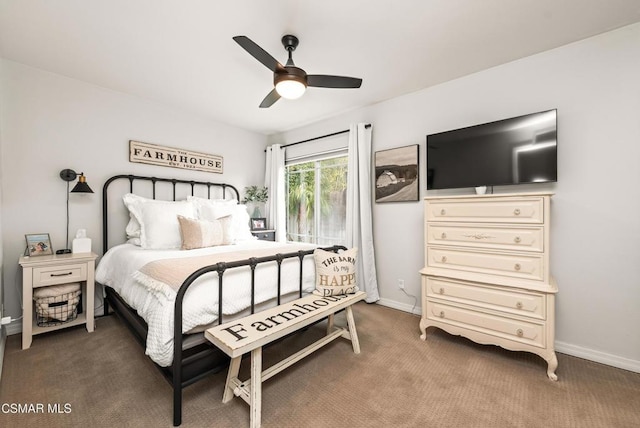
[{"x1": 275, "y1": 80, "x2": 306, "y2": 100}]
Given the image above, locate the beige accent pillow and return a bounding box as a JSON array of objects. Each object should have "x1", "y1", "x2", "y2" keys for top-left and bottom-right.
[
  {"x1": 313, "y1": 247, "x2": 359, "y2": 296},
  {"x1": 177, "y1": 215, "x2": 232, "y2": 250}
]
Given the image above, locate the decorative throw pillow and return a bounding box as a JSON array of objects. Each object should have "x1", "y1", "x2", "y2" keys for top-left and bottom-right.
[
  {"x1": 177, "y1": 215, "x2": 232, "y2": 250},
  {"x1": 313, "y1": 247, "x2": 359, "y2": 297}
]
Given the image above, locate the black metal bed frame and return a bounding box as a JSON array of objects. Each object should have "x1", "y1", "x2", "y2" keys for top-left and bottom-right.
[{"x1": 101, "y1": 174, "x2": 345, "y2": 426}]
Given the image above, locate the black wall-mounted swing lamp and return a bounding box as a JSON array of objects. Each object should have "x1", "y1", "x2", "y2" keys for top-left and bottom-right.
[{"x1": 58, "y1": 169, "x2": 93, "y2": 254}]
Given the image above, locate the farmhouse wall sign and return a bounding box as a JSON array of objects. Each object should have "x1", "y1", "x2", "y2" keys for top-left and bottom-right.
[{"x1": 129, "y1": 140, "x2": 223, "y2": 174}]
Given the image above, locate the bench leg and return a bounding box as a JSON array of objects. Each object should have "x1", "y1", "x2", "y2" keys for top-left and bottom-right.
[
  {"x1": 250, "y1": 347, "x2": 262, "y2": 428},
  {"x1": 327, "y1": 313, "x2": 335, "y2": 335},
  {"x1": 345, "y1": 306, "x2": 361, "y2": 354},
  {"x1": 223, "y1": 356, "x2": 242, "y2": 403}
]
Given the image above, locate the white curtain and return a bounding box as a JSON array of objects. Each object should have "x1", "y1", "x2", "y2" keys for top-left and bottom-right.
[
  {"x1": 264, "y1": 144, "x2": 287, "y2": 242},
  {"x1": 346, "y1": 123, "x2": 380, "y2": 303}
]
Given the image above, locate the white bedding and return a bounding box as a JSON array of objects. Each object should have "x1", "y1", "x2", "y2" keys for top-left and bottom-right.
[{"x1": 96, "y1": 240, "x2": 317, "y2": 366}]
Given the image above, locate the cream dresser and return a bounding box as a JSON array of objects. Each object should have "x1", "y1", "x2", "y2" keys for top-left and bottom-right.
[{"x1": 419, "y1": 192, "x2": 558, "y2": 380}]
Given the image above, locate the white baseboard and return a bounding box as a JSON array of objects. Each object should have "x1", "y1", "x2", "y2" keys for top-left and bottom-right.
[
  {"x1": 5, "y1": 322, "x2": 21, "y2": 336},
  {"x1": 555, "y1": 341, "x2": 640, "y2": 374},
  {"x1": 0, "y1": 327, "x2": 6, "y2": 383},
  {"x1": 377, "y1": 297, "x2": 421, "y2": 316},
  {"x1": 376, "y1": 300, "x2": 640, "y2": 374}
]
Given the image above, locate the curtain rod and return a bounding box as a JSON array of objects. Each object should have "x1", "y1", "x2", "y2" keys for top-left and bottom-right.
[{"x1": 265, "y1": 123, "x2": 371, "y2": 152}]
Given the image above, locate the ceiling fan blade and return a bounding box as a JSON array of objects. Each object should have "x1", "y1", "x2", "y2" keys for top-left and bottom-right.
[
  {"x1": 233, "y1": 36, "x2": 283, "y2": 72},
  {"x1": 259, "y1": 89, "x2": 281, "y2": 108},
  {"x1": 307, "y1": 75, "x2": 363, "y2": 88}
]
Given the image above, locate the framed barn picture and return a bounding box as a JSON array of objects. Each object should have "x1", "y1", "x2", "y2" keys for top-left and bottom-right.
[{"x1": 374, "y1": 144, "x2": 419, "y2": 203}]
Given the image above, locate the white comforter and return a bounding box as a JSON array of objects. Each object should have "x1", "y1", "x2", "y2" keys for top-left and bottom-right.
[{"x1": 95, "y1": 241, "x2": 317, "y2": 366}]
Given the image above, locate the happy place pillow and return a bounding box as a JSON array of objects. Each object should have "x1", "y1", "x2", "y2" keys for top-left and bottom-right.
[{"x1": 313, "y1": 247, "x2": 358, "y2": 297}]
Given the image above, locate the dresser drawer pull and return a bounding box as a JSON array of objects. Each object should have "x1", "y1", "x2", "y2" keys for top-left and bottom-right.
[
  {"x1": 440, "y1": 209, "x2": 446, "y2": 215},
  {"x1": 441, "y1": 232, "x2": 447, "y2": 239},
  {"x1": 514, "y1": 236, "x2": 521, "y2": 243},
  {"x1": 516, "y1": 329, "x2": 524, "y2": 337},
  {"x1": 439, "y1": 311, "x2": 445, "y2": 318},
  {"x1": 439, "y1": 287, "x2": 445, "y2": 295},
  {"x1": 516, "y1": 302, "x2": 523, "y2": 309},
  {"x1": 441, "y1": 256, "x2": 447, "y2": 263},
  {"x1": 514, "y1": 208, "x2": 521, "y2": 216},
  {"x1": 514, "y1": 263, "x2": 521, "y2": 271},
  {"x1": 51, "y1": 272, "x2": 73, "y2": 277}
]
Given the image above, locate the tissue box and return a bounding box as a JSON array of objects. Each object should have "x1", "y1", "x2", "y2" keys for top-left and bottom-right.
[{"x1": 72, "y1": 237, "x2": 91, "y2": 253}]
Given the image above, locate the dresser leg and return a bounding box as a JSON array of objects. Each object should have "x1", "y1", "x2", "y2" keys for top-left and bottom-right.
[
  {"x1": 546, "y1": 353, "x2": 558, "y2": 381},
  {"x1": 419, "y1": 318, "x2": 428, "y2": 341}
]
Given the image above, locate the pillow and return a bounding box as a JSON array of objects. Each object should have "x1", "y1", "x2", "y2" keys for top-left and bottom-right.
[
  {"x1": 125, "y1": 213, "x2": 141, "y2": 239},
  {"x1": 123, "y1": 193, "x2": 196, "y2": 249},
  {"x1": 188, "y1": 196, "x2": 255, "y2": 243},
  {"x1": 232, "y1": 204, "x2": 257, "y2": 242},
  {"x1": 177, "y1": 215, "x2": 233, "y2": 250},
  {"x1": 188, "y1": 196, "x2": 238, "y2": 220},
  {"x1": 313, "y1": 247, "x2": 359, "y2": 297}
]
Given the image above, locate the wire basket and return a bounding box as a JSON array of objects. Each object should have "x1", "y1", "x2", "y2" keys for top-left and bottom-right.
[{"x1": 34, "y1": 283, "x2": 81, "y2": 327}]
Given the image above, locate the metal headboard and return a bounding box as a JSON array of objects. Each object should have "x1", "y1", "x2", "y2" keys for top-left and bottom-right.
[{"x1": 102, "y1": 174, "x2": 240, "y2": 254}]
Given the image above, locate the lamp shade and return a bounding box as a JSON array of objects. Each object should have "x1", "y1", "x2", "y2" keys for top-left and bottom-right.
[
  {"x1": 275, "y1": 80, "x2": 306, "y2": 99},
  {"x1": 70, "y1": 173, "x2": 93, "y2": 193}
]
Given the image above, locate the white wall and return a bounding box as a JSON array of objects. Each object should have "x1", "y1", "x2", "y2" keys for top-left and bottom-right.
[
  {"x1": 0, "y1": 60, "x2": 267, "y2": 330},
  {"x1": 270, "y1": 23, "x2": 640, "y2": 371}
]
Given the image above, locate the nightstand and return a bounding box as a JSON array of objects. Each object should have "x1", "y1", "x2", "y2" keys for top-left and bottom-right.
[
  {"x1": 252, "y1": 229, "x2": 275, "y2": 241},
  {"x1": 19, "y1": 252, "x2": 98, "y2": 350}
]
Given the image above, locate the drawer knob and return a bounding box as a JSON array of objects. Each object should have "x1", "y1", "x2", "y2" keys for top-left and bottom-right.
[
  {"x1": 441, "y1": 232, "x2": 447, "y2": 239},
  {"x1": 51, "y1": 272, "x2": 73, "y2": 277},
  {"x1": 439, "y1": 311, "x2": 445, "y2": 318},
  {"x1": 441, "y1": 256, "x2": 447, "y2": 263},
  {"x1": 514, "y1": 208, "x2": 521, "y2": 216},
  {"x1": 516, "y1": 302, "x2": 523, "y2": 309},
  {"x1": 514, "y1": 236, "x2": 521, "y2": 243},
  {"x1": 516, "y1": 329, "x2": 524, "y2": 337},
  {"x1": 514, "y1": 263, "x2": 521, "y2": 271},
  {"x1": 439, "y1": 287, "x2": 445, "y2": 295},
  {"x1": 440, "y1": 209, "x2": 446, "y2": 215}
]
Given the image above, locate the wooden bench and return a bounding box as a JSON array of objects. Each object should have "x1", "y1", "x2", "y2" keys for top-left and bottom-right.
[{"x1": 205, "y1": 290, "x2": 366, "y2": 428}]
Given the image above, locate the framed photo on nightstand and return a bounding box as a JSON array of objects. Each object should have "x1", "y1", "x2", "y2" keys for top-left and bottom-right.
[
  {"x1": 25, "y1": 233, "x2": 53, "y2": 256},
  {"x1": 250, "y1": 218, "x2": 267, "y2": 230}
]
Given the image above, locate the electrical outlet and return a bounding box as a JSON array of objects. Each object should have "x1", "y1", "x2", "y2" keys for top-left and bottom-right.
[{"x1": 398, "y1": 279, "x2": 405, "y2": 289}]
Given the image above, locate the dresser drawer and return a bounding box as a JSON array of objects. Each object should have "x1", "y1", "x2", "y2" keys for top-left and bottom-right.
[
  {"x1": 427, "y1": 301, "x2": 545, "y2": 348},
  {"x1": 424, "y1": 276, "x2": 545, "y2": 319},
  {"x1": 33, "y1": 264, "x2": 87, "y2": 287},
  {"x1": 427, "y1": 224, "x2": 544, "y2": 252},
  {"x1": 426, "y1": 197, "x2": 544, "y2": 224},
  {"x1": 427, "y1": 246, "x2": 544, "y2": 282}
]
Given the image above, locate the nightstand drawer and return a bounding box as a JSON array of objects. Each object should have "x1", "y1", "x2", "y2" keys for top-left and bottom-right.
[
  {"x1": 33, "y1": 264, "x2": 87, "y2": 287},
  {"x1": 252, "y1": 230, "x2": 275, "y2": 241}
]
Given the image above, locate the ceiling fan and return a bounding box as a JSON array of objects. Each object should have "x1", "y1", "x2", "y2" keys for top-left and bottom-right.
[{"x1": 233, "y1": 34, "x2": 363, "y2": 108}]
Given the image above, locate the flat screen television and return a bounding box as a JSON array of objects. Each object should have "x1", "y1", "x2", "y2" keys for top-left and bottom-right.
[{"x1": 426, "y1": 109, "x2": 557, "y2": 190}]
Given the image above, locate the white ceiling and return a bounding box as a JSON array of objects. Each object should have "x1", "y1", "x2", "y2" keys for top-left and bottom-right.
[{"x1": 2, "y1": 0, "x2": 640, "y2": 135}]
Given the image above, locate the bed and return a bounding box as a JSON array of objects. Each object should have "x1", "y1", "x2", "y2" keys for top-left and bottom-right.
[{"x1": 97, "y1": 174, "x2": 345, "y2": 426}]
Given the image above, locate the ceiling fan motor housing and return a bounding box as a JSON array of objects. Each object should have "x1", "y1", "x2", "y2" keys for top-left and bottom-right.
[{"x1": 274, "y1": 66, "x2": 307, "y2": 87}]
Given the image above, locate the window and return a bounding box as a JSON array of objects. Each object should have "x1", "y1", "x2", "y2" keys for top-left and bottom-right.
[{"x1": 286, "y1": 154, "x2": 348, "y2": 245}]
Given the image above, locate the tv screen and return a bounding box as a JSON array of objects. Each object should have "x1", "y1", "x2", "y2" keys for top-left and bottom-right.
[{"x1": 426, "y1": 109, "x2": 557, "y2": 190}]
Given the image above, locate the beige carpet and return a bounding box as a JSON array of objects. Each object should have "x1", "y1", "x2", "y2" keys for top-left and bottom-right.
[{"x1": 1, "y1": 302, "x2": 639, "y2": 428}]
